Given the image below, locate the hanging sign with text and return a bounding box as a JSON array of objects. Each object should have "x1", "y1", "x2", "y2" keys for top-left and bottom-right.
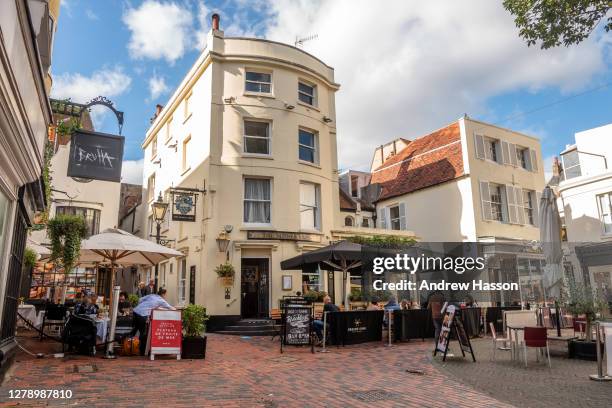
[
  {"x1": 67, "y1": 129, "x2": 125, "y2": 182},
  {"x1": 148, "y1": 308, "x2": 182, "y2": 360}
]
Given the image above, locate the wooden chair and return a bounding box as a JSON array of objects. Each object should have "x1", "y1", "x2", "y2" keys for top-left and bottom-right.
[
  {"x1": 489, "y1": 322, "x2": 511, "y2": 361},
  {"x1": 269, "y1": 308, "x2": 282, "y2": 341},
  {"x1": 523, "y1": 327, "x2": 551, "y2": 368}
]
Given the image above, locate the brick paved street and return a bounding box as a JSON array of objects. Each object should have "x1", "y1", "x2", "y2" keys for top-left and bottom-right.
[
  {"x1": 1, "y1": 332, "x2": 610, "y2": 407},
  {"x1": 0, "y1": 333, "x2": 509, "y2": 408}
]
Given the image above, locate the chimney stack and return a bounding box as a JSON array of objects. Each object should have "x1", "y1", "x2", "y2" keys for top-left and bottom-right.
[
  {"x1": 150, "y1": 104, "x2": 164, "y2": 123},
  {"x1": 552, "y1": 156, "x2": 561, "y2": 176},
  {"x1": 212, "y1": 13, "x2": 220, "y2": 31}
]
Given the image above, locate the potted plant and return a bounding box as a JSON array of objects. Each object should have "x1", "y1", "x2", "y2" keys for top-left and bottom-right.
[
  {"x1": 127, "y1": 294, "x2": 139, "y2": 308},
  {"x1": 181, "y1": 304, "x2": 209, "y2": 359},
  {"x1": 566, "y1": 281, "x2": 605, "y2": 360},
  {"x1": 215, "y1": 262, "x2": 235, "y2": 287},
  {"x1": 349, "y1": 287, "x2": 367, "y2": 309}
]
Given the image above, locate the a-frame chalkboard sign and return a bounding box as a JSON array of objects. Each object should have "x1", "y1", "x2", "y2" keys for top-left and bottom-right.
[
  {"x1": 280, "y1": 304, "x2": 314, "y2": 354},
  {"x1": 433, "y1": 305, "x2": 476, "y2": 362}
]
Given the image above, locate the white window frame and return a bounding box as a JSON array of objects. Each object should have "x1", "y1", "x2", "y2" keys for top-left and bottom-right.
[
  {"x1": 243, "y1": 177, "x2": 272, "y2": 225},
  {"x1": 243, "y1": 120, "x2": 271, "y2": 156},
  {"x1": 147, "y1": 173, "x2": 155, "y2": 202},
  {"x1": 245, "y1": 69, "x2": 273, "y2": 95},
  {"x1": 182, "y1": 135, "x2": 191, "y2": 172},
  {"x1": 165, "y1": 117, "x2": 173, "y2": 142},
  {"x1": 151, "y1": 136, "x2": 158, "y2": 159},
  {"x1": 298, "y1": 128, "x2": 318, "y2": 164},
  {"x1": 484, "y1": 137, "x2": 501, "y2": 164},
  {"x1": 299, "y1": 182, "x2": 321, "y2": 231},
  {"x1": 480, "y1": 181, "x2": 508, "y2": 222},
  {"x1": 344, "y1": 216, "x2": 354, "y2": 227},
  {"x1": 298, "y1": 80, "x2": 317, "y2": 106},
  {"x1": 597, "y1": 192, "x2": 612, "y2": 235},
  {"x1": 178, "y1": 258, "x2": 187, "y2": 305}
]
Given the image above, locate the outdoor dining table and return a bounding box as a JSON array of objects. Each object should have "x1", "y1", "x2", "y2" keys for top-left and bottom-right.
[
  {"x1": 507, "y1": 325, "x2": 526, "y2": 360},
  {"x1": 16, "y1": 304, "x2": 37, "y2": 328}
]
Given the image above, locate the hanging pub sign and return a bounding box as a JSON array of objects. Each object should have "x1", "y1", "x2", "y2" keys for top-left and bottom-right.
[
  {"x1": 171, "y1": 190, "x2": 197, "y2": 222},
  {"x1": 67, "y1": 129, "x2": 125, "y2": 182}
]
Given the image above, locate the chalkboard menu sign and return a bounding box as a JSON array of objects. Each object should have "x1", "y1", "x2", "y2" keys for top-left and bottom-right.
[
  {"x1": 67, "y1": 129, "x2": 125, "y2": 182},
  {"x1": 281, "y1": 305, "x2": 313, "y2": 353}
]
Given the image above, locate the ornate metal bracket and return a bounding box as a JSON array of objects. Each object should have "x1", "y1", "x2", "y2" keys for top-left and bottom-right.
[{"x1": 81, "y1": 96, "x2": 125, "y2": 135}]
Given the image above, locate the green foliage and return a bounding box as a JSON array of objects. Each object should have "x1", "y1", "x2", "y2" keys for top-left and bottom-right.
[
  {"x1": 127, "y1": 294, "x2": 139, "y2": 307},
  {"x1": 348, "y1": 287, "x2": 363, "y2": 302},
  {"x1": 361, "y1": 289, "x2": 392, "y2": 302},
  {"x1": 214, "y1": 262, "x2": 235, "y2": 278},
  {"x1": 303, "y1": 290, "x2": 326, "y2": 302},
  {"x1": 566, "y1": 279, "x2": 605, "y2": 321},
  {"x1": 23, "y1": 248, "x2": 38, "y2": 269},
  {"x1": 47, "y1": 214, "x2": 87, "y2": 275},
  {"x1": 182, "y1": 304, "x2": 209, "y2": 338},
  {"x1": 503, "y1": 0, "x2": 611, "y2": 49},
  {"x1": 347, "y1": 235, "x2": 417, "y2": 248}
]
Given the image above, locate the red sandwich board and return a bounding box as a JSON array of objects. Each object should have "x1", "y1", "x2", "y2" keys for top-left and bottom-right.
[{"x1": 147, "y1": 308, "x2": 182, "y2": 360}]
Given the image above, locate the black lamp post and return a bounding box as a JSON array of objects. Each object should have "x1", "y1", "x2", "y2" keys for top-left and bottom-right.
[{"x1": 151, "y1": 192, "x2": 169, "y2": 290}]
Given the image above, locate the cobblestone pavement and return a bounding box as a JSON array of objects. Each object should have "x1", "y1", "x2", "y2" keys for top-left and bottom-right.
[
  {"x1": 0, "y1": 332, "x2": 509, "y2": 408},
  {"x1": 432, "y1": 334, "x2": 612, "y2": 408}
]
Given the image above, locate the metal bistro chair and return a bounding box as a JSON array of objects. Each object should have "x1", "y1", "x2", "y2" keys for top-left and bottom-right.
[
  {"x1": 523, "y1": 327, "x2": 551, "y2": 368},
  {"x1": 40, "y1": 303, "x2": 67, "y2": 340},
  {"x1": 489, "y1": 322, "x2": 511, "y2": 361}
]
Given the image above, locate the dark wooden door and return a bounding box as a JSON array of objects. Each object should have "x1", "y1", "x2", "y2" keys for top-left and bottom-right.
[
  {"x1": 241, "y1": 264, "x2": 259, "y2": 318},
  {"x1": 189, "y1": 266, "x2": 196, "y2": 304}
]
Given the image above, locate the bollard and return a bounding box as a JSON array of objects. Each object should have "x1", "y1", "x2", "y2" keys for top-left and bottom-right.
[
  {"x1": 104, "y1": 285, "x2": 121, "y2": 359},
  {"x1": 385, "y1": 310, "x2": 393, "y2": 347},
  {"x1": 589, "y1": 321, "x2": 611, "y2": 381},
  {"x1": 318, "y1": 311, "x2": 329, "y2": 353}
]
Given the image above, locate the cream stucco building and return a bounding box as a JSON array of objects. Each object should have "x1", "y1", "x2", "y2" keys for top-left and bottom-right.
[
  {"x1": 557, "y1": 123, "x2": 612, "y2": 305},
  {"x1": 367, "y1": 116, "x2": 547, "y2": 305}
]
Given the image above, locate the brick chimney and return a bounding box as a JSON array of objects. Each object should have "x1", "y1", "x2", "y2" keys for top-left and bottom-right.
[
  {"x1": 212, "y1": 13, "x2": 220, "y2": 31},
  {"x1": 552, "y1": 156, "x2": 561, "y2": 177}
]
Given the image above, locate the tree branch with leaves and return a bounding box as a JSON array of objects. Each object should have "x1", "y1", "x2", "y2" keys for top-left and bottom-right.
[{"x1": 503, "y1": 0, "x2": 611, "y2": 49}]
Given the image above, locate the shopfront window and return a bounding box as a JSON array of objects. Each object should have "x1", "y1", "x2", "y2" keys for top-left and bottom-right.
[
  {"x1": 302, "y1": 266, "x2": 321, "y2": 293},
  {"x1": 55, "y1": 206, "x2": 101, "y2": 237},
  {"x1": 30, "y1": 264, "x2": 97, "y2": 300},
  {"x1": 518, "y1": 258, "x2": 546, "y2": 304}
]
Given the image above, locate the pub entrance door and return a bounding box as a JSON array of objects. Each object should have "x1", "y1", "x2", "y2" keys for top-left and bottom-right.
[{"x1": 240, "y1": 258, "x2": 269, "y2": 318}]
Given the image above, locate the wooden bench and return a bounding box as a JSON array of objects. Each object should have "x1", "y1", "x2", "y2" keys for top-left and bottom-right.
[{"x1": 269, "y1": 309, "x2": 282, "y2": 341}]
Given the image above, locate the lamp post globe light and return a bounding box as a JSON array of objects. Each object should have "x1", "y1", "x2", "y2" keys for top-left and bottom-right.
[{"x1": 151, "y1": 192, "x2": 169, "y2": 290}]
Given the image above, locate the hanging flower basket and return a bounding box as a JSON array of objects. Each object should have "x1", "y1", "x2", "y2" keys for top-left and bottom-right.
[
  {"x1": 215, "y1": 262, "x2": 235, "y2": 287},
  {"x1": 219, "y1": 276, "x2": 234, "y2": 287}
]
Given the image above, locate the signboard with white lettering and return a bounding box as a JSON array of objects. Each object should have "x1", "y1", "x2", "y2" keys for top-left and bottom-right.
[
  {"x1": 247, "y1": 231, "x2": 321, "y2": 242},
  {"x1": 281, "y1": 305, "x2": 314, "y2": 353},
  {"x1": 67, "y1": 129, "x2": 125, "y2": 182},
  {"x1": 147, "y1": 308, "x2": 182, "y2": 361},
  {"x1": 171, "y1": 191, "x2": 197, "y2": 222}
]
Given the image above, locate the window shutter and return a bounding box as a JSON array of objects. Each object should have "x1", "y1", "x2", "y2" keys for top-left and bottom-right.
[
  {"x1": 474, "y1": 134, "x2": 485, "y2": 160},
  {"x1": 399, "y1": 203, "x2": 407, "y2": 230},
  {"x1": 505, "y1": 185, "x2": 518, "y2": 224},
  {"x1": 501, "y1": 142, "x2": 510, "y2": 165},
  {"x1": 530, "y1": 149, "x2": 538, "y2": 172},
  {"x1": 524, "y1": 148, "x2": 533, "y2": 171},
  {"x1": 533, "y1": 192, "x2": 542, "y2": 227},
  {"x1": 480, "y1": 181, "x2": 492, "y2": 221},
  {"x1": 509, "y1": 144, "x2": 518, "y2": 166},
  {"x1": 494, "y1": 141, "x2": 502, "y2": 164},
  {"x1": 378, "y1": 208, "x2": 387, "y2": 229},
  {"x1": 515, "y1": 187, "x2": 525, "y2": 225}
]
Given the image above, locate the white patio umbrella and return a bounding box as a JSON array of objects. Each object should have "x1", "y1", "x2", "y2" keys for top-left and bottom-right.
[
  {"x1": 539, "y1": 186, "x2": 564, "y2": 295},
  {"x1": 79, "y1": 228, "x2": 183, "y2": 357}
]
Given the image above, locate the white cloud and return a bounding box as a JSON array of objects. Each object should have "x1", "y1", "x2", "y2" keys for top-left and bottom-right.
[
  {"x1": 543, "y1": 155, "x2": 556, "y2": 183},
  {"x1": 264, "y1": 0, "x2": 608, "y2": 170},
  {"x1": 195, "y1": 2, "x2": 211, "y2": 50},
  {"x1": 148, "y1": 73, "x2": 170, "y2": 101},
  {"x1": 85, "y1": 9, "x2": 98, "y2": 20},
  {"x1": 121, "y1": 159, "x2": 144, "y2": 185},
  {"x1": 51, "y1": 67, "x2": 132, "y2": 128},
  {"x1": 123, "y1": 1, "x2": 194, "y2": 63}
]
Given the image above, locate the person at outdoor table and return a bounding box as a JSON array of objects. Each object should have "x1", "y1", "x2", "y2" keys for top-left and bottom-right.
[
  {"x1": 367, "y1": 300, "x2": 380, "y2": 311},
  {"x1": 144, "y1": 279, "x2": 156, "y2": 296},
  {"x1": 411, "y1": 301, "x2": 421, "y2": 310},
  {"x1": 400, "y1": 299, "x2": 410, "y2": 310},
  {"x1": 428, "y1": 291, "x2": 445, "y2": 341},
  {"x1": 313, "y1": 295, "x2": 339, "y2": 342},
  {"x1": 382, "y1": 296, "x2": 401, "y2": 327},
  {"x1": 136, "y1": 282, "x2": 147, "y2": 298},
  {"x1": 117, "y1": 291, "x2": 131, "y2": 315},
  {"x1": 75, "y1": 295, "x2": 98, "y2": 315},
  {"x1": 133, "y1": 288, "x2": 175, "y2": 356}
]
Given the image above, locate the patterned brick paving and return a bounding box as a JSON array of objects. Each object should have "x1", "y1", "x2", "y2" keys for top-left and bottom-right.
[{"x1": 0, "y1": 333, "x2": 510, "y2": 407}]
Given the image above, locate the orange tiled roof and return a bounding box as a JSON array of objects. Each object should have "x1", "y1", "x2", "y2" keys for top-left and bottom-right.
[
  {"x1": 370, "y1": 121, "x2": 464, "y2": 201},
  {"x1": 339, "y1": 187, "x2": 356, "y2": 211}
]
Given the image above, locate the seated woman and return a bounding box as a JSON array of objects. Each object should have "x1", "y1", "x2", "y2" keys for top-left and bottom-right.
[{"x1": 75, "y1": 295, "x2": 98, "y2": 315}]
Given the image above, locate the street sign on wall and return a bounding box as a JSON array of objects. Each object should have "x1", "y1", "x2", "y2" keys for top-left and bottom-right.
[{"x1": 67, "y1": 129, "x2": 125, "y2": 182}]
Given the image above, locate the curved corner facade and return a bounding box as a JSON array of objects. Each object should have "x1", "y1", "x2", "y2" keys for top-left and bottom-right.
[{"x1": 140, "y1": 28, "x2": 341, "y2": 323}]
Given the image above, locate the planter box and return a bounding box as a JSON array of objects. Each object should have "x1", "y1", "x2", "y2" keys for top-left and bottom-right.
[
  {"x1": 568, "y1": 339, "x2": 604, "y2": 361},
  {"x1": 182, "y1": 336, "x2": 207, "y2": 359}
]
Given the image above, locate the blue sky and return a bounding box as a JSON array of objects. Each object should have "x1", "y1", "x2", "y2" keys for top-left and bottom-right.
[{"x1": 52, "y1": 1, "x2": 611, "y2": 183}]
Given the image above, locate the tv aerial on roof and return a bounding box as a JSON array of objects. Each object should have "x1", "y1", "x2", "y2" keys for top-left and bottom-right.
[{"x1": 294, "y1": 34, "x2": 318, "y2": 48}]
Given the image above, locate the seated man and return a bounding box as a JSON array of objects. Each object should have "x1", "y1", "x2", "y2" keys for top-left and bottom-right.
[
  {"x1": 117, "y1": 291, "x2": 131, "y2": 315},
  {"x1": 313, "y1": 295, "x2": 339, "y2": 342}
]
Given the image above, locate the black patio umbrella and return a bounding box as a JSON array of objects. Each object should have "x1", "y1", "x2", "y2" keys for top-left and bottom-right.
[{"x1": 281, "y1": 241, "x2": 364, "y2": 306}]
